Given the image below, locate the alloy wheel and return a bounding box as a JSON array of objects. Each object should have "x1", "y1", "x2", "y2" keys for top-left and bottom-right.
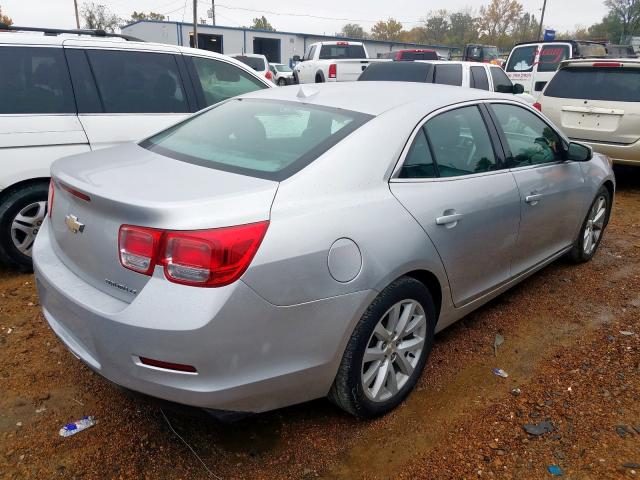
[
  {"x1": 361, "y1": 299, "x2": 427, "y2": 402},
  {"x1": 10, "y1": 201, "x2": 47, "y2": 257},
  {"x1": 583, "y1": 195, "x2": 607, "y2": 256}
]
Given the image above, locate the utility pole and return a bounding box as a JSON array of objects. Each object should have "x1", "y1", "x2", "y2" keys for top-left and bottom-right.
[
  {"x1": 211, "y1": 0, "x2": 216, "y2": 26},
  {"x1": 537, "y1": 0, "x2": 548, "y2": 40},
  {"x1": 192, "y1": 0, "x2": 198, "y2": 48},
  {"x1": 73, "y1": 0, "x2": 80, "y2": 29}
]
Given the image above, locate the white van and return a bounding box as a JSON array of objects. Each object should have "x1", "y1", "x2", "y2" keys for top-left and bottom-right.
[
  {"x1": 0, "y1": 26, "x2": 273, "y2": 270},
  {"x1": 505, "y1": 40, "x2": 607, "y2": 98}
]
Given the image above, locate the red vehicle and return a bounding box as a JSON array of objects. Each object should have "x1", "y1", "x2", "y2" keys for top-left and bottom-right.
[
  {"x1": 463, "y1": 44, "x2": 501, "y2": 65},
  {"x1": 382, "y1": 49, "x2": 439, "y2": 61}
]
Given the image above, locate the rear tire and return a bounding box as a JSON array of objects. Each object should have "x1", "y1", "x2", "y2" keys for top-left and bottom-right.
[
  {"x1": 277, "y1": 78, "x2": 286, "y2": 86},
  {"x1": 329, "y1": 276, "x2": 436, "y2": 419},
  {"x1": 315, "y1": 74, "x2": 324, "y2": 83},
  {"x1": 568, "y1": 186, "x2": 611, "y2": 264},
  {"x1": 0, "y1": 182, "x2": 49, "y2": 272}
]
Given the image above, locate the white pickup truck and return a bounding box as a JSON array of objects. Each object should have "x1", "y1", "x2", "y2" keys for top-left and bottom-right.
[{"x1": 293, "y1": 41, "x2": 386, "y2": 84}]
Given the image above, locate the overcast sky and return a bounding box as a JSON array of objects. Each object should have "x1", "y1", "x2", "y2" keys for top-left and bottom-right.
[{"x1": 3, "y1": 0, "x2": 609, "y2": 36}]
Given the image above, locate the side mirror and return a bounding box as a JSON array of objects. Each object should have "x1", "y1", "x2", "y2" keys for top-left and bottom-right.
[
  {"x1": 566, "y1": 142, "x2": 593, "y2": 162},
  {"x1": 513, "y1": 83, "x2": 525, "y2": 94},
  {"x1": 292, "y1": 55, "x2": 301, "y2": 62}
]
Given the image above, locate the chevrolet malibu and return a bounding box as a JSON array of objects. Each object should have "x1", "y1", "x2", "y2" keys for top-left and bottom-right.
[{"x1": 33, "y1": 83, "x2": 615, "y2": 419}]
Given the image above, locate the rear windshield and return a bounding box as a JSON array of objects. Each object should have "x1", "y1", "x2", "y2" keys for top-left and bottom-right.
[
  {"x1": 319, "y1": 45, "x2": 366, "y2": 60},
  {"x1": 358, "y1": 62, "x2": 431, "y2": 82},
  {"x1": 274, "y1": 64, "x2": 292, "y2": 72},
  {"x1": 399, "y1": 51, "x2": 438, "y2": 61},
  {"x1": 507, "y1": 45, "x2": 537, "y2": 72},
  {"x1": 141, "y1": 99, "x2": 372, "y2": 181},
  {"x1": 545, "y1": 67, "x2": 640, "y2": 102},
  {"x1": 234, "y1": 56, "x2": 266, "y2": 71}
]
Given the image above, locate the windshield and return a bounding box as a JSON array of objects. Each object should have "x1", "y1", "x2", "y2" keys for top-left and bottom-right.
[
  {"x1": 234, "y1": 56, "x2": 266, "y2": 71},
  {"x1": 142, "y1": 99, "x2": 372, "y2": 181},
  {"x1": 274, "y1": 64, "x2": 292, "y2": 72},
  {"x1": 506, "y1": 46, "x2": 537, "y2": 72},
  {"x1": 545, "y1": 67, "x2": 640, "y2": 102},
  {"x1": 319, "y1": 44, "x2": 366, "y2": 60}
]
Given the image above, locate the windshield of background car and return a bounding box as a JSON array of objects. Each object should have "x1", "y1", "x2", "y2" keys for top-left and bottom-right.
[
  {"x1": 234, "y1": 56, "x2": 266, "y2": 71},
  {"x1": 537, "y1": 45, "x2": 570, "y2": 72},
  {"x1": 577, "y1": 43, "x2": 607, "y2": 58},
  {"x1": 141, "y1": 99, "x2": 373, "y2": 181},
  {"x1": 319, "y1": 45, "x2": 366, "y2": 59},
  {"x1": 275, "y1": 64, "x2": 292, "y2": 72},
  {"x1": 544, "y1": 67, "x2": 640, "y2": 102},
  {"x1": 506, "y1": 45, "x2": 537, "y2": 72},
  {"x1": 483, "y1": 47, "x2": 499, "y2": 60}
]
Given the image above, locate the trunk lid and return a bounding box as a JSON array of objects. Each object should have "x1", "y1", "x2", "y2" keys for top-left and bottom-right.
[
  {"x1": 559, "y1": 102, "x2": 634, "y2": 143},
  {"x1": 48, "y1": 143, "x2": 278, "y2": 302}
]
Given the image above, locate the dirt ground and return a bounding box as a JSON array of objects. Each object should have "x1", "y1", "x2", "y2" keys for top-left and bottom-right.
[{"x1": 1, "y1": 167, "x2": 639, "y2": 480}]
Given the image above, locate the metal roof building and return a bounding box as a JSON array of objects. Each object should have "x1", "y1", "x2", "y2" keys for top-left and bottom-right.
[{"x1": 121, "y1": 20, "x2": 459, "y2": 66}]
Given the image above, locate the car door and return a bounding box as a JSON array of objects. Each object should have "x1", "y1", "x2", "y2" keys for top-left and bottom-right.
[
  {"x1": 64, "y1": 43, "x2": 193, "y2": 150},
  {"x1": 487, "y1": 102, "x2": 587, "y2": 274},
  {"x1": 183, "y1": 55, "x2": 271, "y2": 109},
  {"x1": 296, "y1": 45, "x2": 316, "y2": 83},
  {"x1": 390, "y1": 104, "x2": 521, "y2": 307},
  {"x1": 0, "y1": 45, "x2": 90, "y2": 189}
]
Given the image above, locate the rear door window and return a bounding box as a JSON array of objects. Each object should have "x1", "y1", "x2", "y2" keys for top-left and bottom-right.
[
  {"x1": 188, "y1": 56, "x2": 267, "y2": 107},
  {"x1": 544, "y1": 67, "x2": 640, "y2": 102},
  {"x1": 424, "y1": 106, "x2": 498, "y2": 177},
  {"x1": 537, "y1": 44, "x2": 570, "y2": 72},
  {"x1": 87, "y1": 50, "x2": 189, "y2": 113},
  {"x1": 506, "y1": 45, "x2": 537, "y2": 72},
  {"x1": 0, "y1": 46, "x2": 75, "y2": 114},
  {"x1": 399, "y1": 128, "x2": 436, "y2": 178},
  {"x1": 490, "y1": 67, "x2": 514, "y2": 93},
  {"x1": 470, "y1": 66, "x2": 490, "y2": 90},
  {"x1": 433, "y1": 64, "x2": 462, "y2": 86}
]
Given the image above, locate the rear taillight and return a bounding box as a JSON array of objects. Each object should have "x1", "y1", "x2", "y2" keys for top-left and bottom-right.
[
  {"x1": 47, "y1": 179, "x2": 55, "y2": 218},
  {"x1": 118, "y1": 222, "x2": 269, "y2": 287},
  {"x1": 533, "y1": 102, "x2": 542, "y2": 112},
  {"x1": 265, "y1": 70, "x2": 273, "y2": 80},
  {"x1": 119, "y1": 225, "x2": 163, "y2": 275},
  {"x1": 59, "y1": 182, "x2": 91, "y2": 202},
  {"x1": 592, "y1": 62, "x2": 622, "y2": 67},
  {"x1": 328, "y1": 63, "x2": 337, "y2": 79}
]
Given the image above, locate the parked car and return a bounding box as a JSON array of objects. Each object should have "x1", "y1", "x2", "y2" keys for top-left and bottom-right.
[
  {"x1": 605, "y1": 44, "x2": 637, "y2": 58},
  {"x1": 381, "y1": 49, "x2": 439, "y2": 61},
  {"x1": 358, "y1": 61, "x2": 536, "y2": 103},
  {"x1": 462, "y1": 44, "x2": 501, "y2": 64},
  {"x1": 269, "y1": 63, "x2": 294, "y2": 86},
  {"x1": 0, "y1": 26, "x2": 273, "y2": 271},
  {"x1": 230, "y1": 53, "x2": 274, "y2": 83},
  {"x1": 505, "y1": 40, "x2": 607, "y2": 97},
  {"x1": 34, "y1": 82, "x2": 614, "y2": 419},
  {"x1": 538, "y1": 58, "x2": 640, "y2": 166},
  {"x1": 293, "y1": 41, "x2": 387, "y2": 83}
]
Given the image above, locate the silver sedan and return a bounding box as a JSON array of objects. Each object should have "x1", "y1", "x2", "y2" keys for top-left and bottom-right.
[{"x1": 33, "y1": 82, "x2": 615, "y2": 418}]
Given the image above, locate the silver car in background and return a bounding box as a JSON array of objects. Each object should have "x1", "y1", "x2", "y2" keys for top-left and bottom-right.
[{"x1": 33, "y1": 83, "x2": 615, "y2": 418}]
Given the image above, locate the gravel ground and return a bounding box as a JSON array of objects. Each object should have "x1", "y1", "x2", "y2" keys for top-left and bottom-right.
[{"x1": 1, "y1": 167, "x2": 638, "y2": 480}]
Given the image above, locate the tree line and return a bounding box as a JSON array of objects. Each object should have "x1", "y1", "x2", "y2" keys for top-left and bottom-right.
[{"x1": 2, "y1": 0, "x2": 640, "y2": 50}]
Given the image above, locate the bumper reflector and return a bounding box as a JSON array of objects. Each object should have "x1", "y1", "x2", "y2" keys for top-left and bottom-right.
[{"x1": 139, "y1": 357, "x2": 197, "y2": 373}]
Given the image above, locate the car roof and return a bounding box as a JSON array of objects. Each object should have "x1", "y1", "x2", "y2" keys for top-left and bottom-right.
[
  {"x1": 238, "y1": 81, "x2": 518, "y2": 116},
  {"x1": 230, "y1": 53, "x2": 267, "y2": 58},
  {"x1": 560, "y1": 58, "x2": 640, "y2": 68}
]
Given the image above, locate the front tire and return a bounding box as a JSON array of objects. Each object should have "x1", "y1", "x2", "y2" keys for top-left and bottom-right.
[
  {"x1": 0, "y1": 182, "x2": 49, "y2": 271},
  {"x1": 329, "y1": 277, "x2": 436, "y2": 418},
  {"x1": 568, "y1": 186, "x2": 611, "y2": 263}
]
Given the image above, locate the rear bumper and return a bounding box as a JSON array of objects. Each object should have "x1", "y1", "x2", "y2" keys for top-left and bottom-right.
[
  {"x1": 33, "y1": 222, "x2": 373, "y2": 413},
  {"x1": 572, "y1": 138, "x2": 640, "y2": 166}
]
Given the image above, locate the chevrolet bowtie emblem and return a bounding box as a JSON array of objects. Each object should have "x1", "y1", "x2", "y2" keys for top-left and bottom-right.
[{"x1": 65, "y1": 214, "x2": 85, "y2": 234}]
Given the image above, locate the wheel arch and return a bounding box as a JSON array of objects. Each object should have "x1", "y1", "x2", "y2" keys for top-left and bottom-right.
[
  {"x1": 601, "y1": 179, "x2": 614, "y2": 227},
  {"x1": 315, "y1": 70, "x2": 325, "y2": 82},
  {"x1": 0, "y1": 177, "x2": 50, "y2": 204},
  {"x1": 402, "y1": 269, "x2": 443, "y2": 321}
]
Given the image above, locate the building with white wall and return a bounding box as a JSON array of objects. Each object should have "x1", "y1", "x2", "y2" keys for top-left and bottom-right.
[{"x1": 121, "y1": 20, "x2": 459, "y2": 66}]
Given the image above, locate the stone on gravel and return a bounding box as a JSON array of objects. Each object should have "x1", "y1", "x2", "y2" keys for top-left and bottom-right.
[
  {"x1": 522, "y1": 421, "x2": 554, "y2": 436},
  {"x1": 623, "y1": 463, "x2": 640, "y2": 469}
]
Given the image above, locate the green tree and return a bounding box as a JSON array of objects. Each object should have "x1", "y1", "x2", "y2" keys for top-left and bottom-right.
[
  {"x1": 251, "y1": 16, "x2": 275, "y2": 31},
  {"x1": 423, "y1": 9, "x2": 450, "y2": 44},
  {"x1": 477, "y1": 0, "x2": 524, "y2": 44},
  {"x1": 588, "y1": 12, "x2": 625, "y2": 42},
  {"x1": 0, "y1": 4, "x2": 13, "y2": 26},
  {"x1": 511, "y1": 12, "x2": 538, "y2": 43},
  {"x1": 130, "y1": 11, "x2": 166, "y2": 22},
  {"x1": 81, "y1": 2, "x2": 121, "y2": 32},
  {"x1": 339, "y1": 23, "x2": 366, "y2": 39},
  {"x1": 370, "y1": 18, "x2": 404, "y2": 41},
  {"x1": 604, "y1": 0, "x2": 640, "y2": 39},
  {"x1": 448, "y1": 10, "x2": 478, "y2": 46}
]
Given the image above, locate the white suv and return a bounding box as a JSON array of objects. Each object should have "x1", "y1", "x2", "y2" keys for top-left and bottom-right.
[
  {"x1": 538, "y1": 58, "x2": 640, "y2": 166},
  {"x1": 0, "y1": 26, "x2": 273, "y2": 270}
]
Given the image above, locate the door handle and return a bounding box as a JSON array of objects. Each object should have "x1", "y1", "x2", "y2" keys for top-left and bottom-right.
[
  {"x1": 525, "y1": 193, "x2": 543, "y2": 204},
  {"x1": 436, "y1": 213, "x2": 463, "y2": 226}
]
